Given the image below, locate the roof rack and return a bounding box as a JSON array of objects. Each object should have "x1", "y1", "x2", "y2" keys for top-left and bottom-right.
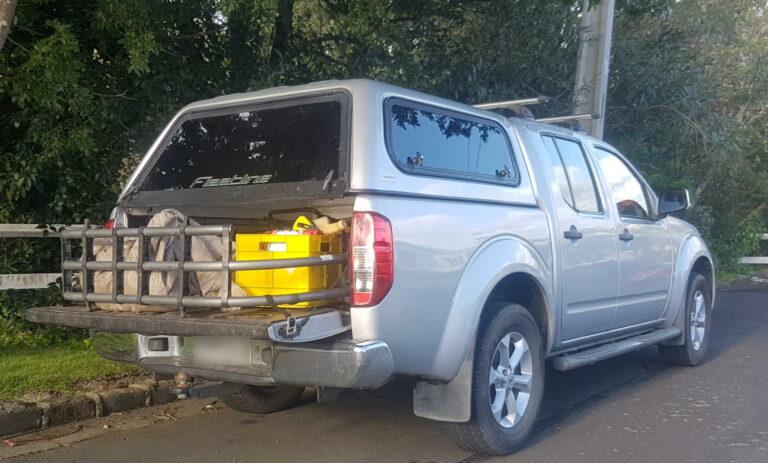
[
  {"x1": 473, "y1": 96, "x2": 600, "y2": 130},
  {"x1": 473, "y1": 96, "x2": 550, "y2": 110},
  {"x1": 534, "y1": 113, "x2": 600, "y2": 124}
]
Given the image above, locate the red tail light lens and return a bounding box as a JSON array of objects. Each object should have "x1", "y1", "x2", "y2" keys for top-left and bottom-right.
[
  {"x1": 104, "y1": 219, "x2": 115, "y2": 229},
  {"x1": 350, "y1": 212, "x2": 394, "y2": 307}
]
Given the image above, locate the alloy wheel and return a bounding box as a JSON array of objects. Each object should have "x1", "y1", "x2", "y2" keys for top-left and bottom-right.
[
  {"x1": 488, "y1": 332, "x2": 533, "y2": 428},
  {"x1": 690, "y1": 290, "x2": 706, "y2": 351}
]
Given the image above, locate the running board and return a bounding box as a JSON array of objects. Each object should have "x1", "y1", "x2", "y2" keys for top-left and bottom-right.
[{"x1": 552, "y1": 327, "x2": 681, "y2": 371}]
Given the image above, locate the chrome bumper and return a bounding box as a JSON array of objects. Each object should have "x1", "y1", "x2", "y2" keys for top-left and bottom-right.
[{"x1": 92, "y1": 332, "x2": 394, "y2": 389}]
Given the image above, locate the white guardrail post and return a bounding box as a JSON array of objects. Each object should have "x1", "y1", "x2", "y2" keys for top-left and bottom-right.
[
  {"x1": 739, "y1": 234, "x2": 768, "y2": 265},
  {"x1": 0, "y1": 224, "x2": 84, "y2": 290}
]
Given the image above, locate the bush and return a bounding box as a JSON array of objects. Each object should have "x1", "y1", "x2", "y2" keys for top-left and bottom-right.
[
  {"x1": 0, "y1": 238, "x2": 87, "y2": 346},
  {"x1": 709, "y1": 215, "x2": 767, "y2": 277},
  {"x1": 0, "y1": 314, "x2": 90, "y2": 348}
]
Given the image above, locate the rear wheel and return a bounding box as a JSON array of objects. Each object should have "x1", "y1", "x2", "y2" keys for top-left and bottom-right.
[
  {"x1": 219, "y1": 385, "x2": 304, "y2": 414},
  {"x1": 658, "y1": 273, "x2": 712, "y2": 366},
  {"x1": 446, "y1": 302, "x2": 545, "y2": 455}
]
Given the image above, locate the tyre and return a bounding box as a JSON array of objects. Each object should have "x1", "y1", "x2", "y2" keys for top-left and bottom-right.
[
  {"x1": 446, "y1": 302, "x2": 545, "y2": 456},
  {"x1": 659, "y1": 273, "x2": 712, "y2": 366},
  {"x1": 219, "y1": 385, "x2": 305, "y2": 414}
]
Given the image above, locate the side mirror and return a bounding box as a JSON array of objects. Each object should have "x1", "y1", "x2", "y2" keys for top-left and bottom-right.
[{"x1": 658, "y1": 188, "x2": 690, "y2": 216}]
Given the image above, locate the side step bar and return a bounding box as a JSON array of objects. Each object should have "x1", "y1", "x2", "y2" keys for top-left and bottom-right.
[{"x1": 552, "y1": 327, "x2": 681, "y2": 371}]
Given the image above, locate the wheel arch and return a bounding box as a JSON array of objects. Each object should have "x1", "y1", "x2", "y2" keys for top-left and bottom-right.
[
  {"x1": 690, "y1": 255, "x2": 714, "y2": 300},
  {"x1": 432, "y1": 235, "x2": 554, "y2": 381},
  {"x1": 662, "y1": 233, "x2": 715, "y2": 346},
  {"x1": 485, "y1": 272, "x2": 551, "y2": 356},
  {"x1": 413, "y1": 236, "x2": 553, "y2": 423}
]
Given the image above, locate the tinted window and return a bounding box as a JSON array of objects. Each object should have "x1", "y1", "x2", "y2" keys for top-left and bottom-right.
[
  {"x1": 140, "y1": 100, "x2": 341, "y2": 191},
  {"x1": 387, "y1": 101, "x2": 517, "y2": 184},
  {"x1": 542, "y1": 136, "x2": 575, "y2": 209},
  {"x1": 593, "y1": 147, "x2": 649, "y2": 218},
  {"x1": 542, "y1": 135, "x2": 601, "y2": 213}
]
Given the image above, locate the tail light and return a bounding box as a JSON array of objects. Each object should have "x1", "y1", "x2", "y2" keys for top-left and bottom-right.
[
  {"x1": 105, "y1": 207, "x2": 126, "y2": 229},
  {"x1": 350, "y1": 212, "x2": 394, "y2": 307}
]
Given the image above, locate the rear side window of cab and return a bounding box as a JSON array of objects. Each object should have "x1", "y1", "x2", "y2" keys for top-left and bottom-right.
[{"x1": 384, "y1": 98, "x2": 520, "y2": 186}]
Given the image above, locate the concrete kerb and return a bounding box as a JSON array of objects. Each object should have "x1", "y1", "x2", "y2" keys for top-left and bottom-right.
[{"x1": 0, "y1": 380, "x2": 177, "y2": 439}]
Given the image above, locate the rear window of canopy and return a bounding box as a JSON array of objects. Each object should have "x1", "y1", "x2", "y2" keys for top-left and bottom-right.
[{"x1": 139, "y1": 98, "x2": 342, "y2": 192}]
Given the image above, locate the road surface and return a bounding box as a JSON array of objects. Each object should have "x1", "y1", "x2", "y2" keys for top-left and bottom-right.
[{"x1": 4, "y1": 286, "x2": 767, "y2": 463}]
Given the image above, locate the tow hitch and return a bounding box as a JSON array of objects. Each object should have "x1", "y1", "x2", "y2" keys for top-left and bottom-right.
[
  {"x1": 169, "y1": 372, "x2": 192, "y2": 399},
  {"x1": 170, "y1": 373, "x2": 245, "y2": 400}
]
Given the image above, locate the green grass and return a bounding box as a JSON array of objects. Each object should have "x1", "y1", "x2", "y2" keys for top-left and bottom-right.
[{"x1": 0, "y1": 345, "x2": 137, "y2": 400}]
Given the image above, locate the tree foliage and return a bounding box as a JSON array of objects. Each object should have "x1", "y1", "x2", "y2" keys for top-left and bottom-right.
[
  {"x1": 0, "y1": 0, "x2": 765, "y2": 290},
  {"x1": 607, "y1": 0, "x2": 768, "y2": 258}
]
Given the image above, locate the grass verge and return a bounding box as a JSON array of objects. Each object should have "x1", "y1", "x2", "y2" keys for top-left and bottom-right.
[{"x1": 0, "y1": 345, "x2": 137, "y2": 400}]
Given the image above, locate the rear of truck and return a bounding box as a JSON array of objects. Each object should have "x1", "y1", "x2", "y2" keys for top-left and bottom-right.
[
  {"x1": 26, "y1": 79, "x2": 552, "y2": 407},
  {"x1": 26, "y1": 81, "x2": 397, "y2": 396}
]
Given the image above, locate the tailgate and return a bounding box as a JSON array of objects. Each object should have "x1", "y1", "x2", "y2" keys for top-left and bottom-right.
[
  {"x1": 25, "y1": 305, "x2": 348, "y2": 342},
  {"x1": 47, "y1": 222, "x2": 350, "y2": 342}
]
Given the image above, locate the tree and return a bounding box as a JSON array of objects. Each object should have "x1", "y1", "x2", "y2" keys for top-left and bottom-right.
[
  {"x1": 0, "y1": 0, "x2": 765, "y2": 330},
  {"x1": 605, "y1": 0, "x2": 768, "y2": 268}
]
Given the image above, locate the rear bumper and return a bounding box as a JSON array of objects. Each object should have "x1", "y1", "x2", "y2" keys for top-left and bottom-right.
[
  {"x1": 92, "y1": 332, "x2": 394, "y2": 389},
  {"x1": 26, "y1": 305, "x2": 392, "y2": 389},
  {"x1": 272, "y1": 340, "x2": 394, "y2": 388}
]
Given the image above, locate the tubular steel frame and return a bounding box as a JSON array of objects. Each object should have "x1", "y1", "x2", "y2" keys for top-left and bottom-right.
[{"x1": 60, "y1": 224, "x2": 348, "y2": 317}]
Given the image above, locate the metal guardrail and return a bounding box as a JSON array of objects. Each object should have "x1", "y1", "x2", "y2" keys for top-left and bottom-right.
[
  {"x1": 739, "y1": 234, "x2": 768, "y2": 265},
  {"x1": 0, "y1": 224, "x2": 84, "y2": 290},
  {"x1": 61, "y1": 224, "x2": 348, "y2": 317},
  {"x1": 0, "y1": 224, "x2": 83, "y2": 238}
]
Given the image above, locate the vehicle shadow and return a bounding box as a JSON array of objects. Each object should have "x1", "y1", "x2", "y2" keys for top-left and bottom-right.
[
  {"x1": 61, "y1": 292, "x2": 756, "y2": 463},
  {"x1": 704, "y1": 289, "x2": 768, "y2": 362},
  {"x1": 222, "y1": 290, "x2": 761, "y2": 463},
  {"x1": 501, "y1": 289, "x2": 765, "y2": 459}
]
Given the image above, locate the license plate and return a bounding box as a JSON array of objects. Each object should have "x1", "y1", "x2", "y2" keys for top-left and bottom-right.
[{"x1": 193, "y1": 336, "x2": 252, "y2": 367}]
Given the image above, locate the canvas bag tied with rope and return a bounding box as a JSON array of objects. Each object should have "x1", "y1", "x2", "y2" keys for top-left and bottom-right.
[{"x1": 91, "y1": 209, "x2": 247, "y2": 313}]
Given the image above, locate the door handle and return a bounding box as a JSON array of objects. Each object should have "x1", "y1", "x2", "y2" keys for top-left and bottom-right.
[
  {"x1": 619, "y1": 229, "x2": 634, "y2": 241},
  {"x1": 563, "y1": 225, "x2": 583, "y2": 240}
]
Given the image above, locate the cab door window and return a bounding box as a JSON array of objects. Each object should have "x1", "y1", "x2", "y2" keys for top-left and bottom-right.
[
  {"x1": 593, "y1": 147, "x2": 649, "y2": 219},
  {"x1": 541, "y1": 135, "x2": 602, "y2": 214}
]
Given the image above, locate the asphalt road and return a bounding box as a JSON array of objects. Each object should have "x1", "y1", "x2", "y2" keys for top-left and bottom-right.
[{"x1": 5, "y1": 287, "x2": 768, "y2": 463}]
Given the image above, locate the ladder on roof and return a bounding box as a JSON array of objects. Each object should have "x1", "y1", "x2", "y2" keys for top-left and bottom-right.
[{"x1": 472, "y1": 96, "x2": 600, "y2": 128}]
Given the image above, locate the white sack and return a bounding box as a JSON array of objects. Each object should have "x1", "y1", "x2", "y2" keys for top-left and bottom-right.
[{"x1": 92, "y1": 209, "x2": 246, "y2": 312}]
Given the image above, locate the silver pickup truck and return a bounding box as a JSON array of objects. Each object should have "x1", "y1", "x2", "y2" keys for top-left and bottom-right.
[{"x1": 26, "y1": 79, "x2": 714, "y2": 455}]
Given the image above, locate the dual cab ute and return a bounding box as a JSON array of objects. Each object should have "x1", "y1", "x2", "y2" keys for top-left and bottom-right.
[{"x1": 27, "y1": 79, "x2": 714, "y2": 455}]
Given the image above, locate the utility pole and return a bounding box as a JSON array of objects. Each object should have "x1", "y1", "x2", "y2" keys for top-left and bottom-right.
[
  {"x1": 0, "y1": 0, "x2": 19, "y2": 51},
  {"x1": 573, "y1": 0, "x2": 615, "y2": 139}
]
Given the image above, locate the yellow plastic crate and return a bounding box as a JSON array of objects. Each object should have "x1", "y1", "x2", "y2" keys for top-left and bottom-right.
[{"x1": 234, "y1": 233, "x2": 343, "y2": 307}]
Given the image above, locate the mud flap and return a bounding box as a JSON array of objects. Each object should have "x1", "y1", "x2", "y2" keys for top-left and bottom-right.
[{"x1": 413, "y1": 336, "x2": 474, "y2": 422}]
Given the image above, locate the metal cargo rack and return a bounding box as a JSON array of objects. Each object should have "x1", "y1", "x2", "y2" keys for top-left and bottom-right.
[{"x1": 60, "y1": 223, "x2": 349, "y2": 318}]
